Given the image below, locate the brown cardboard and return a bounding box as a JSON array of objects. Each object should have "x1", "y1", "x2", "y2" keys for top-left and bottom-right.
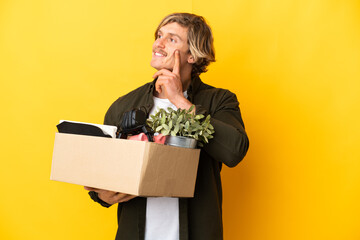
[{"x1": 51, "y1": 133, "x2": 200, "y2": 197}]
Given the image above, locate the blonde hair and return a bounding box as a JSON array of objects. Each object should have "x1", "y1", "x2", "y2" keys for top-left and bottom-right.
[{"x1": 155, "y1": 13, "x2": 216, "y2": 77}]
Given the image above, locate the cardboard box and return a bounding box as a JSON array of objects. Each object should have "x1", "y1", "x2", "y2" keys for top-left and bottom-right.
[{"x1": 51, "y1": 133, "x2": 200, "y2": 197}]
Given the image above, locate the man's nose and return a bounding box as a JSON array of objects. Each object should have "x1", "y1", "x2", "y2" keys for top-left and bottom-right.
[{"x1": 154, "y1": 38, "x2": 166, "y2": 48}]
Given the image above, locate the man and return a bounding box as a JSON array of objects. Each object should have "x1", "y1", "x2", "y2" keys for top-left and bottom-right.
[{"x1": 85, "y1": 13, "x2": 249, "y2": 240}]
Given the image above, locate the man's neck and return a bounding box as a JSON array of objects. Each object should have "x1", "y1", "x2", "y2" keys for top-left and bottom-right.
[
  {"x1": 181, "y1": 75, "x2": 192, "y2": 92},
  {"x1": 180, "y1": 65, "x2": 192, "y2": 91}
]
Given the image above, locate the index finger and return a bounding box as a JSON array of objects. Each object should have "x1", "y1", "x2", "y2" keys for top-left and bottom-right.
[{"x1": 172, "y1": 50, "x2": 180, "y2": 75}]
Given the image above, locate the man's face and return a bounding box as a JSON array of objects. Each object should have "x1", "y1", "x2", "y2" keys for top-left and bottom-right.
[{"x1": 151, "y1": 22, "x2": 193, "y2": 71}]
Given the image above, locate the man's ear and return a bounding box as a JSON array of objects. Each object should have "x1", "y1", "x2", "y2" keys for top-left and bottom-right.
[{"x1": 187, "y1": 55, "x2": 195, "y2": 64}]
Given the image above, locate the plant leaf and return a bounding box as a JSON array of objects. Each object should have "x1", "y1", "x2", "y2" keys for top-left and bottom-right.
[
  {"x1": 161, "y1": 114, "x2": 166, "y2": 124},
  {"x1": 162, "y1": 124, "x2": 169, "y2": 130},
  {"x1": 161, "y1": 129, "x2": 170, "y2": 135},
  {"x1": 177, "y1": 114, "x2": 183, "y2": 123},
  {"x1": 188, "y1": 105, "x2": 195, "y2": 113},
  {"x1": 195, "y1": 114, "x2": 204, "y2": 120},
  {"x1": 174, "y1": 123, "x2": 180, "y2": 134},
  {"x1": 155, "y1": 126, "x2": 163, "y2": 132}
]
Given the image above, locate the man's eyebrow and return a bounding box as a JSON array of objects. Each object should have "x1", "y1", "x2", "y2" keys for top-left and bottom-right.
[{"x1": 169, "y1": 33, "x2": 183, "y2": 41}]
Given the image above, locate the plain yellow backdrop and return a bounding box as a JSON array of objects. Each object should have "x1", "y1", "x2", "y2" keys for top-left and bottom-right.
[{"x1": 1, "y1": 0, "x2": 359, "y2": 239}]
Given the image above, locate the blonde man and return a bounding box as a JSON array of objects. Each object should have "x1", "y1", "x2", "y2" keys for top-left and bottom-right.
[{"x1": 85, "y1": 13, "x2": 249, "y2": 240}]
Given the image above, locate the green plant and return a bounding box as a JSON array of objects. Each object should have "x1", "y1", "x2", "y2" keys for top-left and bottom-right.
[{"x1": 146, "y1": 105, "x2": 215, "y2": 147}]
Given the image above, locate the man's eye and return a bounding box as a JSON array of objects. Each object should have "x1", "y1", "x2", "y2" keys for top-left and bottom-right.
[
  {"x1": 157, "y1": 34, "x2": 162, "y2": 39},
  {"x1": 170, "y1": 38, "x2": 176, "y2": 43}
]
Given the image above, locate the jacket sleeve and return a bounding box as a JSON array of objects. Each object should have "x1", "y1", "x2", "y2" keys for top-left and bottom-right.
[{"x1": 195, "y1": 90, "x2": 249, "y2": 168}]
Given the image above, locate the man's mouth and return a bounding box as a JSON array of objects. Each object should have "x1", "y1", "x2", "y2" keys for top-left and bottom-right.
[{"x1": 153, "y1": 50, "x2": 167, "y2": 57}]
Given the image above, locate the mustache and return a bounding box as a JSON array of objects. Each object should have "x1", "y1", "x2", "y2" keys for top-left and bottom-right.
[{"x1": 153, "y1": 49, "x2": 168, "y2": 56}]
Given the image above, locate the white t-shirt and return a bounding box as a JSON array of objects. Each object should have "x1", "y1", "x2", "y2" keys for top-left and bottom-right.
[{"x1": 145, "y1": 94, "x2": 187, "y2": 240}]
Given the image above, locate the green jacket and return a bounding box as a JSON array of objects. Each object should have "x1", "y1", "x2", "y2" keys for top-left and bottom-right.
[{"x1": 90, "y1": 76, "x2": 249, "y2": 240}]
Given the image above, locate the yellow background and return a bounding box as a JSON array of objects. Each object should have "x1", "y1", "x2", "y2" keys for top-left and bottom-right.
[{"x1": 1, "y1": 0, "x2": 359, "y2": 239}]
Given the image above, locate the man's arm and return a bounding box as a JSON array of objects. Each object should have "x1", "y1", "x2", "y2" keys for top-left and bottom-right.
[
  {"x1": 153, "y1": 50, "x2": 195, "y2": 112},
  {"x1": 195, "y1": 90, "x2": 249, "y2": 167},
  {"x1": 153, "y1": 50, "x2": 248, "y2": 166},
  {"x1": 156, "y1": 81, "x2": 248, "y2": 167}
]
